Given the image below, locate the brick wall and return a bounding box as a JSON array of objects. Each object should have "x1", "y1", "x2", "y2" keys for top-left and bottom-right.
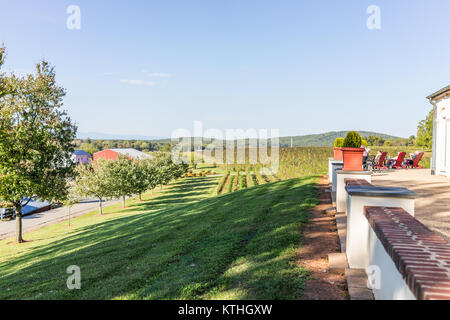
[{"x1": 365, "y1": 206, "x2": 450, "y2": 300}]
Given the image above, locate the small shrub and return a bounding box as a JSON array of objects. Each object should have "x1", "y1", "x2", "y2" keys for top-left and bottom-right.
[
  {"x1": 251, "y1": 174, "x2": 259, "y2": 186},
  {"x1": 343, "y1": 131, "x2": 362, "y2": 148},
  {"x1": 240, "y1": 174, "x2": 247, "y2": 189},
  {"x1": 334, "y1": 137, "x2": 344, "y2": 148}
]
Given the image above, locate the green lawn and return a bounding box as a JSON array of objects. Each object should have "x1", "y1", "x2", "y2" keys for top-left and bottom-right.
[{"x1": 0, "y1": 175, "x2": 319, "y2": 300}]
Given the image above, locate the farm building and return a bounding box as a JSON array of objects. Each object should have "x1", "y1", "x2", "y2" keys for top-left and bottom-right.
[
  {"x1": 427, "y1": 86, "x2": 450, "y2": 177},
  {"x1": 73, "y1": 150, "x2": 92, "y2": 164},
  {"x1": 93, "y1": 148, "x2": 153, "y2": 161}
]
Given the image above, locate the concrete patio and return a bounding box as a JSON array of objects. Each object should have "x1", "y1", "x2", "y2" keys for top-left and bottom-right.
[{"x1": 371, "y1": 169, "x2": 450, "y2": 242}]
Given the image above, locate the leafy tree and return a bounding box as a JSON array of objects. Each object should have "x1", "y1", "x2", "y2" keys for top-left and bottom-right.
[
  {"x1": 161, "y1": 144, "x2": 172, "y2": 152},
  {"x1": 0, "y1": 47, "x2": 77, "y2": 243},
  {"x1": 72, "y1": 160, "x2": 114, "y2": 215},
  {"x1": 79, "y1": 142, "x2": 99, "y2": 155},
  {"x1": 132, "y1": 159, "x2": 162, "y2": 199},
  {"x1": 416, "y1": 109, "x2": 433, "y2": 149},
  {"x1": 63, "y1": 184, "x2": 82, "y2": 227},
  {"x1": 153, "y1": 152, "x2": 188, "y2": 189},
  {"x1": 108, "y1": 156, "x2": 136, "y2": 208}
]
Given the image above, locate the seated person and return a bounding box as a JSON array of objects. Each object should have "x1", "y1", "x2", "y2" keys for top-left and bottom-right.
[
  {"x1": 374, "y1": 150, "x2": 383, "y2": 164},
  {"x1": 362, "y1": 145, "x2": 371, "y2": 164},
  {"x1": 407, "y1": 150, "x2": 420, "y2": 165}
]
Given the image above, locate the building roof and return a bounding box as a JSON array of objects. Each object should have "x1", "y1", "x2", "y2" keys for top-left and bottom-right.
[
  {"x1": 427, "y1": 85, "x2": 450, "y2": 101},
  {"x1": 110, "y1": 148, "x2": 153, "y2": 160},
  {"x1": 74, "y1": 150, "x2": 91, "y2": 156}
]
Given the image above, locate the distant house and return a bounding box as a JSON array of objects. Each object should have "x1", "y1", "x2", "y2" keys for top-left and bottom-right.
[
  {"x1": 93, "y1": 148, "x2": 153, "y2": 161},
  {"x1": 73, "y1": 150, "x2": 92, "y2": 165}
]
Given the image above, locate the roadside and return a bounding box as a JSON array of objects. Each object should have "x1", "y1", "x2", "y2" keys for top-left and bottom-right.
[
  {"x1": 297, "y1": 175, "x2": 349, "y2": 300},
  {"x1": 0, "y1": 198, "x2": 120, "y2": 240}
]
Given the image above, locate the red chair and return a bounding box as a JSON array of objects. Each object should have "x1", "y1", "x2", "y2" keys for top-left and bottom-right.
[
  {"x1": 406, "y1": 152, "x2": 424, "y2": 169},
  {"x1": 373, "y1": 152, "x2": 388, "y2": 170},
  {"x1": 392, "y1": 152, "x2": 407, "y2": 169}
]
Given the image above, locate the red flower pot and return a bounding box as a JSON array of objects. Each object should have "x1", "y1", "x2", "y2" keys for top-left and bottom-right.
[
  {"x1": 342, "y1": 148, "x2": 364, "y2": 171},
  {"x1": 333, "y1": 147, "x2": 343, "y2": 161}
]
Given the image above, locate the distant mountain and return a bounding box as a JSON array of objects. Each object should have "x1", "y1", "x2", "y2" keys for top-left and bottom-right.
[
  {"x1": 278, "y1": 131, "x2": 403, "y2": 147},
  {"x1": 77, "y1": 132, "x2": 164, "y2": 141},
  {"x1": 77, "y1": 130, "x2": 402, "y2": 147}
]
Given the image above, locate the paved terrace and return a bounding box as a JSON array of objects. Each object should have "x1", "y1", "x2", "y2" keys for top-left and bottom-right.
[{"x1": 371, "y1": 169, "x2": 450, "y2": 242}]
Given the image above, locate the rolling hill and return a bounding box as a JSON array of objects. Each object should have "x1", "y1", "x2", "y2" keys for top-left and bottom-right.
[
  {"x1": 77, "y1": 130, "x2": 402, "y2": 147},
  {"x1": 152, "y1": 131, "x2": 402, "y2": 147},
  {"x1": 277, "y1": 131, "x2": 402, "y2": 147}
]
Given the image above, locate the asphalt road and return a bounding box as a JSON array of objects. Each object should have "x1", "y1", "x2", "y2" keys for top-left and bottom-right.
[{"x1": 0, "y1": 199, "x2": 120, "y2": 240}]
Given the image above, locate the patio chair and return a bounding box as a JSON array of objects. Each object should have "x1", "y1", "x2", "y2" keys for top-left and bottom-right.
[
  {"x1": 391, "y1": 152, "x2": 407, "y2": 169},
  {"x1": 406, "y1": 152, "x2": 425, "y2": 169},
  {"x1": 372, "y1": 152, "x2": 388, "y2": 170}
]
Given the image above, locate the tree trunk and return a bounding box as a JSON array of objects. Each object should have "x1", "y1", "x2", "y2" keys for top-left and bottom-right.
[
  {"x1": 15, "y1": 205, "x2": 24, "y2": 243},
  {"x1": 151, "y1": 188, "x2": 154, "y2": 195},
  {"x1": 139, "y1": 193, "x2": 142, "y2": 201},
  {"x1": 122, "y1": 196, "x2": 126, "y2": 208},
  {"x1": 99, "y1": 198, "x2": 103, "y2": 215},
  {"x1": 160, "y1": 184, "x2": 162, "y2": 190}
]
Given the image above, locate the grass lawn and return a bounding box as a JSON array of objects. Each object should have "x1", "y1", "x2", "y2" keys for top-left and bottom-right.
[{"x1": 0, "y1": 175, "x2": 319, "y2": 300}]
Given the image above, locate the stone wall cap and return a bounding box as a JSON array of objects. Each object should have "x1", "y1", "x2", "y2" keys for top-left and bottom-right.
[
  {"x1": 336, "y1": 170, "x2": 372, "y2": 175},
  {"x1": 345, "y1": 185, "x2": 417, "y2": 198}
]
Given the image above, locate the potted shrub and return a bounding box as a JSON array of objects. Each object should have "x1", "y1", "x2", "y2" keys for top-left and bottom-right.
[
  {"x1": 333, "y1": 137, "x2": 344, "y2": 160},
  {"x1": 341, "y1": 131, "x2": 364, "y2": 171}
]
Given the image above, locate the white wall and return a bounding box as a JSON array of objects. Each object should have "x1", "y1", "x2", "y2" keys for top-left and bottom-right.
[
  {"x1": 367, "y1": 225, "x2": 416, "y2": 300},
  {"x1": 346, "y1": 195, "x2": 414, "y2": 268},
  {"x1": 435, "y1": 97, "x2": 450, "y2": 177},
  {"x1": 335, "y1": 172, "x2": 371, "y2": 213}
]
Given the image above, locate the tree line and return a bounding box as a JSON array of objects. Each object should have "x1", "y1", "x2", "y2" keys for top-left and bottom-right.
[
  {"x1": 73, "y1": 138, "x2": 171, "y2": 155},
  {"x1": 1, "y1": 46, "x2": 187, "y2": 243},
  {"x1": 71, "y1": 153, "x2": 188, "y2": 215},
  {"x1": 363, "y1": 108, "x2": 433, "y2": 150}
]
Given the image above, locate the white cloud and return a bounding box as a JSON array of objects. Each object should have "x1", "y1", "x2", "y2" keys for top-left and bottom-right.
[
  {"x1": 140, "y1": 69, "x2": 172, "y2": 78},
  {"x1": 150, "y1": 73, "x2": 172, "y2": 78},
  {"x1": 120, "y1": 79, "x2": 156, "y2": 87}
]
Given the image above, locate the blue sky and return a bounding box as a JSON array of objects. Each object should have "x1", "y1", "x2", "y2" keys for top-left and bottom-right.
[{"x1": 1, "y1": 0, "x2": 449, "y2": 138}]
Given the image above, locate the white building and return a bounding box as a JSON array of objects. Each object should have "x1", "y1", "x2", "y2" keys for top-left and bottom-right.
[{"x1": 427, "y1": 86, "x2": 450, "y2": 177}]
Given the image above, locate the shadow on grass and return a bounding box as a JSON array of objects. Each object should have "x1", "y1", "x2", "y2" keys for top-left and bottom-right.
[{"x1": 0, "y1": 175, "x2": 319, "y2": 300}]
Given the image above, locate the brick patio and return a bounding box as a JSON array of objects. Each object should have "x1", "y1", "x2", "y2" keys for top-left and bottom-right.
[{"x1": 371, "y1": 169, "x2": 450, "y2": 242}]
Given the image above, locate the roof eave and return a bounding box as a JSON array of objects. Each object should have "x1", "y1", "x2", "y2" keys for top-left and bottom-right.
[{"x1": 427, "y1": 85, "x2": 450, "y2": 101}]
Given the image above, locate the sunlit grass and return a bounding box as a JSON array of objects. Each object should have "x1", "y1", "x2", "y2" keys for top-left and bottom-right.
[{"x1": 0, "y1": 175, "x2": 318, "y2": 300}]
